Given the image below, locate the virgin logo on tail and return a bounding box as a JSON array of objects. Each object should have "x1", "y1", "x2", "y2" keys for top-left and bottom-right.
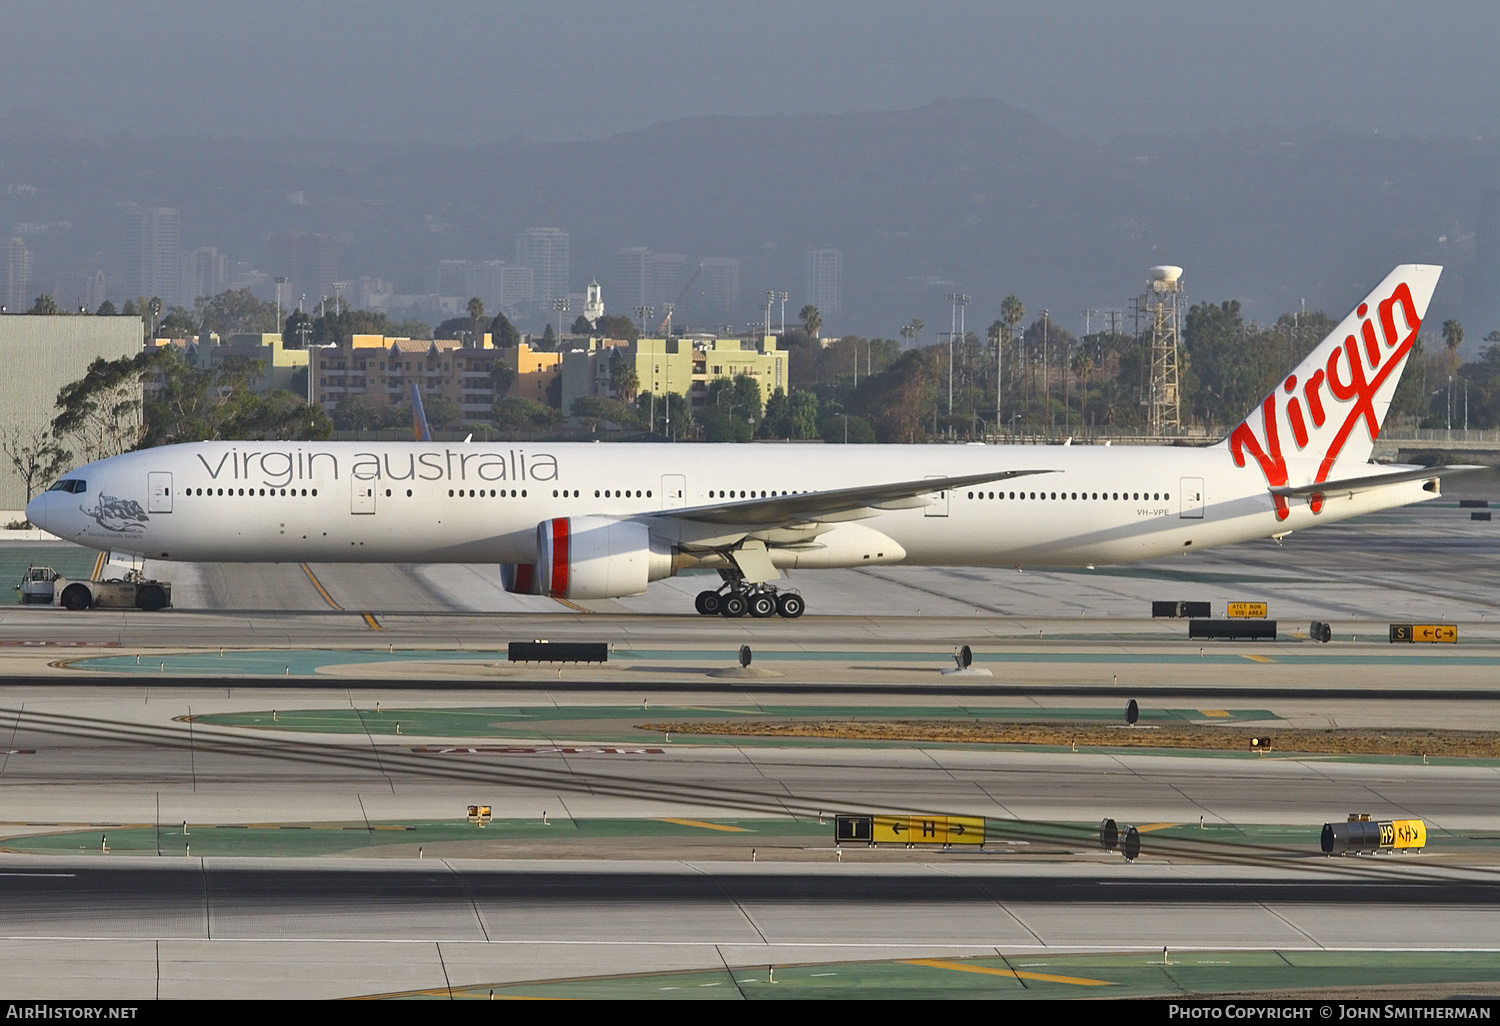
[{"x1": 1225, "y1": 265, "x2": 1441, "y2": 520}]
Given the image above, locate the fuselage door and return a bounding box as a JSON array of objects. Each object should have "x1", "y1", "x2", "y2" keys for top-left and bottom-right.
[
  {"x1": 147, "y1": 472, "x2": 173, "y2": 513},
  {"x1": 352, "y1": 482, "x2": 376, "y2": 515},
  {"x1": 661, "y1": 474, "x2": 687, "y2": 510},
  {"x1": 923, "y1": 475, "x2": 950, "y2": 517},
  {"x1": 1180, "y1": 477, "x2": 1204, "y2": 519}
]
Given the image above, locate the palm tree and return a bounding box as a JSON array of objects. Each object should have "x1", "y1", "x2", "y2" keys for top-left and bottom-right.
[
  {"x1": 800, "y1": 304, "x2": 822, "y2": 339},
  {"x1": 1000, "y1": 296, "x2": 1024, "y2": 331},
  {"x1": 1443, "y1": 319, "x2": 1465, "y2": 375},
  {"x1": 1073, "y1": 351, "x2": 1094, "y2": 431},
  {"x1": 610, "y1": 352, "x2": 639, "y2": 403},
  {"x1": 999, "y1": 297, "x2": 1023, "y2": 412}
]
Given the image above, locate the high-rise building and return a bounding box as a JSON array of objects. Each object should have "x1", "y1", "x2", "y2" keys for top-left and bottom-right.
[
  {"x1": 432, "y1": 259, "x2": 509, "y2": 311},
  {"x1": 614, "y1": 247, "x2": 652, "y2": 310},
  {"x1": 270, "y1": 232, "x2": 338, "y2": 310},
  {"x1": 48, "y1": 270, "x2": 108, "y2": 313},
  {"x1": 651, "y1": 252, "x2": 687, "y2": 307},
  {"x1": 699, "y1": 257, "x2": 740, "y2": 316},
  {"x1": 498, "y1": 265, "x2": 535, "y2": 311},
  {"x1": 806, "y1": 247, "x2": 842, "y2": 318},
  {"x1": 5, "y1": 237, "x2": 32, "y2": 312},
  {"x1": 185, "y1": 247, "x2": 228, "y2": 304},
  {"x1": 126, "y1": 207, "x2": 182, "y2": 306},
  {"x1": 514, "y1": 228, "x2": 569, "y2": 307},
  {"x1": 614, "y1": 247, "x2": 689, "y2": 311},
  {"x1": 433, "y1": 259, "x2": 472, "y2": 298}
]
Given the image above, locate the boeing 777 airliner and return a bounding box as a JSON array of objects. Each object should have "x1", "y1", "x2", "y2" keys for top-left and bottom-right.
[{"x1": 26, "y1": 264, "x2": 1468, "y2": 617}]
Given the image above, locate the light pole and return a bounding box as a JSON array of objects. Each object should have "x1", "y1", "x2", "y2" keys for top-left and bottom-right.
[
  {"x1": 553, "y1": 298, "x2": 569, "y2": 341},
  {"x1": 778, "y1": 292, "x2": 788, "y2": 336},
  {"x1": 1042, "y1": 308, "x2": 1050, "y2": 430},
  {"x1": 633, "y1": 305, "x2": 653, "y2": 337},
  {"x1": 994, "y1": 326, "x2": 1004, "y2": 440},
  {"x1": 945, "y1": 293, "x2": 968, "y2": 418},
  {"x1": 274, "y1": 276, "x2": 287, "y2": 334},
  {"x1": 957, "y1": 293, "x2": 969, "y2": 421},
  {"x1": 764, "y1": 290, "x2": 775, "y2": 337}
]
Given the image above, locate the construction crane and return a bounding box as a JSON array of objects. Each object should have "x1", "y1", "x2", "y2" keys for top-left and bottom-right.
[{"x1": 656, "y1": 261, "x2": 704, "y2": 335}]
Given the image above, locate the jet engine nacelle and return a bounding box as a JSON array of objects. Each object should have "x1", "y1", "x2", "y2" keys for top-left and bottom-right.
[
  {"x1": 499, "y1": 563, "x2": 538, "y2": 594},
  {"x1": 535, "y1": 517, "x2": 673, "y2": 599}
]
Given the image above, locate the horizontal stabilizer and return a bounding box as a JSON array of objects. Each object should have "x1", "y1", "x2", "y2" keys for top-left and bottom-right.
[{"x1": 1270, "y1": 464, "x2": 1484, "y2": 499}]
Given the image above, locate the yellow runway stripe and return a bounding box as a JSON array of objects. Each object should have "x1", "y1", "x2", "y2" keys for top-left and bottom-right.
[
  {"x1": 902, "y1": 959, "x2": 1113, "y2": 987},
  {"x1": 655, "y1": 818, "x2": 750, "y2": 833},
  {"x1": 1241, "y1": 654, "x2": 1276, "y2": 663},
  {"x1": 91, "y1": 552, "x2": 106, "y2": 581},
  {"x1": 1135, "y1": 822, "x2": 1180, "y2": 833},
  {"x1": 361, "y1": 612, "x2": 382, "y2": 630},
  {"x1": 552, "y1": 596, "x2": 590, "y2": 613},
  {"x1": 299, "y1": 564, "x2": 343, "y2": 610}
]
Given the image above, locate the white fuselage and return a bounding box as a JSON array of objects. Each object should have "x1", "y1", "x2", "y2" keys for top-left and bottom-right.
[{"x1": 26, "y1": 440, "x2": 1436, "y2": 571}]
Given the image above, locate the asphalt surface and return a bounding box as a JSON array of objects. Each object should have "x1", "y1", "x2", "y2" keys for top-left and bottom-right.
[{"x1": 1, "y1": 486, "x2": 1498, "y2": 997}]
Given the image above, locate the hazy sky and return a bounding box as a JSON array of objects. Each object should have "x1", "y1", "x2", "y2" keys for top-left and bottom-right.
[{"x1": 6, "y1": 1, "x2": 1498, "y2": 143}]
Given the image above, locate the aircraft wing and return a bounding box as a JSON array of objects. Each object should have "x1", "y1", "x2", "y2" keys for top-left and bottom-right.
[
  {"x1": 651, "y1": 469, "x2": 1056, "y2": 529},
  {"x1": 1270, "y1": 464, "x2": 1484, "y2": 499}
]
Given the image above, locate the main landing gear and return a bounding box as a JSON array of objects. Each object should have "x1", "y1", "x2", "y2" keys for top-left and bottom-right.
[{"x1": 694, "y1": 580, "x2": 805, "y2": 619}]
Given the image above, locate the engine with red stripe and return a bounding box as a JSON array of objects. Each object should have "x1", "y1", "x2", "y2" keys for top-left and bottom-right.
[
  {"x1": 498, "y1": 563, "x2": 537, "y2": 594},
  {"x1": 533, "y1": 516, "x2": 672, "y2": 600}
]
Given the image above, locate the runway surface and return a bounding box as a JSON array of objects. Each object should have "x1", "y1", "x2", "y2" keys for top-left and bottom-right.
[
  {"x1": 4, "y1": 858, "x2": 1500, "y2": 999},
  {"x1": 0, "y1": 488, "x2": 1498, "y2": 997}
]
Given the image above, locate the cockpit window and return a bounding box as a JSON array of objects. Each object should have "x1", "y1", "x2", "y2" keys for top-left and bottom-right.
[{"x1": 46, "y1": 480, "x2": 85, "y2": 493}]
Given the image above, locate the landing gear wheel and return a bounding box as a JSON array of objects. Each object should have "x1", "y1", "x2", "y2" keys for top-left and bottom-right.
[
  {"x1": 694, "y1": 590, "x2": 722, "y2": 615},
  {"x1": 748, "y1": 592, "x2": 777, "y2": 618},
  {"x1": 719, "y1": 592, "x2": 749, "y2": 618},
  {"x1": 776, "y1": 593, "x2": 805, "y2": 619}
]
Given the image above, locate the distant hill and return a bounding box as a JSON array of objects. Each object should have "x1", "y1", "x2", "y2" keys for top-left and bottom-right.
[{"x1": 0, "y1": 99, "x2": 1495, "y2": 343}]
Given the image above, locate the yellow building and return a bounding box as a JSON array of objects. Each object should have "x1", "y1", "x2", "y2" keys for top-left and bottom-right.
[
  {"x1": 311, "y1": 333, "x2": 564, "y2": 422},
  {"x1": 694, "y1": 336, "x2": 787, "y2": 406},
  {"x1": 509, "y1": 341, "x2": 563, "y2": 405},
  {"x1": 560, "y1": 334, "x2": 787, "y2": 413},
  {"x1": 634, "y1": 338, "x2": 696, "y2": 404},
  {"x1": 151, "y1": 332, "x2": 311, "y2": 396}
]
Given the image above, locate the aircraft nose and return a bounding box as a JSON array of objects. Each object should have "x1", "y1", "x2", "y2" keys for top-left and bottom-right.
[{"x1": 24, "y1": 492, "x2": 47, "y2": 532}]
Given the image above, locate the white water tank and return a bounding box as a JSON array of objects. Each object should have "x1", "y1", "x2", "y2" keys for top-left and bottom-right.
[{"x1": 1148, "y1": 265, "x2": 1183, "y2": 284}]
